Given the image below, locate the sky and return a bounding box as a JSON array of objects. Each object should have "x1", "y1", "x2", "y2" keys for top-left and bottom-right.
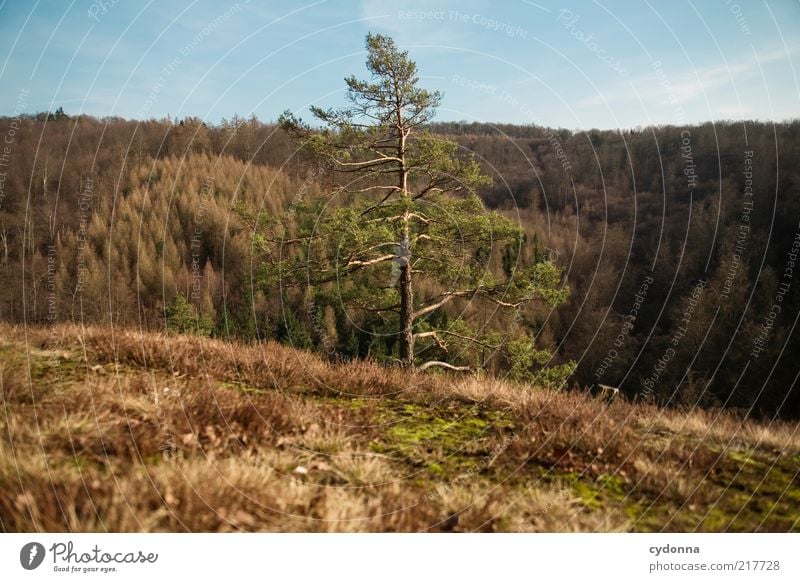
[{"x1": 0, "y1": 0, "x2": 798, "y2": 130}]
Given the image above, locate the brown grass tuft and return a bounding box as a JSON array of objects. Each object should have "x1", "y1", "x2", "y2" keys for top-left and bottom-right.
[{"x1": 1, "y1": 323, "x2": 798, "y2": 532}]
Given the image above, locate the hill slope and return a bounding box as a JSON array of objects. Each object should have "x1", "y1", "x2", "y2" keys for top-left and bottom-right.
[{"x1": 1, "y1": 324, "x2": 798, "y2": 532}]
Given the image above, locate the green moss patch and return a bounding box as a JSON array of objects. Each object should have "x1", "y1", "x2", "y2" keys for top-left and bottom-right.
[{"x1": 370, "y1": 400, "x2": 515, "y2": 477}]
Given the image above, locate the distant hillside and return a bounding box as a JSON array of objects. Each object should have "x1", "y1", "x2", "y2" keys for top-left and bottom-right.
[
  {"x1": 1, "y1": 324, "x2": 798, "y2": 532},
  {"x1": 1, "y1": 113, "x2": 800, "y2": 418}
]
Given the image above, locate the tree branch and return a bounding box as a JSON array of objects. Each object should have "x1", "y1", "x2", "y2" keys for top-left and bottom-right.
[
  {"x1": 361, "y1": 189, "x2": 401, "y2": 216},
  {"x1": 412, "y1": 291, "x2": 472, "y2": 319},
  {"x1": 346, "y1": 253, "x2": 396, "y2": 268},
  {"x1": 423, "y1": 329, "x2": 500, "y2": 349},
  {"x1": 413, "y1": 330, "x2": 448, "y2": 352},
  {"x1": 339, "y1": 185, "x2": 402, "y2": 195},
  {"x1": 330, "y1": 156, "x2": 401, "y2": 169},
  {"x1": 413, "y1": 286, "x2": 527, "y2": 320},
  {"x1": 416, "y1": 361, "x2": 473, "y2": 372}
]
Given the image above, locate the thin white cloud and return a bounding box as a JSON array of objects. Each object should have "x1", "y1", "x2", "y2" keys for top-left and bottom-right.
[{"x1": 576, "y1": 44, "x2": 798, "y2": 109}]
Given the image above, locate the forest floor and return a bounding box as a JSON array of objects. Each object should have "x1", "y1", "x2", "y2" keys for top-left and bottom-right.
[{"x1": 1, "y1": 323, "x2": 799, "y2": 532}]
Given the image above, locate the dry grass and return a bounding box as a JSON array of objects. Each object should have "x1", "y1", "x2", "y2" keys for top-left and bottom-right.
[{"x1": 1, "y1": 323, "x2": 798, "y2": 532}]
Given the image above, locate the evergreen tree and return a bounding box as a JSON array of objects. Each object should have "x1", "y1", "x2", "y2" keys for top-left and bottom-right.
[
  {"x1": 165, "y1": 293, "x2": 213, "y2": 336},
  {"x1": 256, "y1": 33, "x2": 569, "y2": 373}
]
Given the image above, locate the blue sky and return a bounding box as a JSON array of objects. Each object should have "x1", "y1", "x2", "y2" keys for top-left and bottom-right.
[{"x1": 0, "y1": 0, "x2": 798, "y2": 129}]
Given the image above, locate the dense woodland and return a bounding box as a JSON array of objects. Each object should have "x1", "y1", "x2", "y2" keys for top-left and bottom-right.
[{"x1": 1, "y1": 110, "x2": 799, "y2": 418}]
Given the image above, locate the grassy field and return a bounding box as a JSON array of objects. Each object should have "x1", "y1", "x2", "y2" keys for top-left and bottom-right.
[{"x1": 1, "y1": 323, "x2": 798, "y2": 532}]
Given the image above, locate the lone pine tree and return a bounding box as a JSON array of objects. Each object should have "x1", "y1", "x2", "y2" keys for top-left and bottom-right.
[{"x1": 251, "y1": 33, "x2": 569, "y2": 377}]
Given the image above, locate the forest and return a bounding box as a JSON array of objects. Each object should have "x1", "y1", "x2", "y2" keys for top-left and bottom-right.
[{"x1": 1, "y1": 100, "x2": 799, "y2": 419}]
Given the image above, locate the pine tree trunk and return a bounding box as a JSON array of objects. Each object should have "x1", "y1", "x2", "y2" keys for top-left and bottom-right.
[
  {"x1": 398, "y1": 235, "x2": 414, "y2": 367},
  {"x1": 396, "y1": 96, "x2": 412, "y2": 366}
]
